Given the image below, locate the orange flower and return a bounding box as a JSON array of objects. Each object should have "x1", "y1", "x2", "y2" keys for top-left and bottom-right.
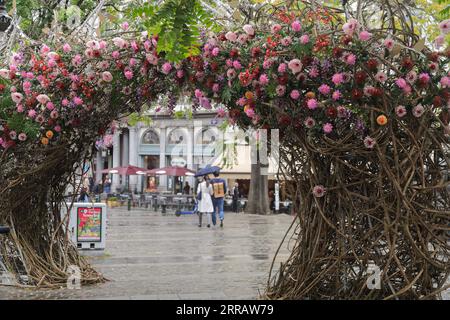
[
  {"x1": 245, "y1": 91, "x2": 254, "y2": 100},
  {"x1": 244, "y1": 105, "x2": 251, "y2": 112},
  {"x1": 46, "y1": 130, "x2": 54, "y2": 139},
  {"x1": 41, "y1": 137, "x2": 49, "y2": 145},
  {"x1": 305, "y1": 91, "x2": 316, "y2": 99},
  {"x1": 377, "y1": 115, "x2": 388, "y2": 126}
]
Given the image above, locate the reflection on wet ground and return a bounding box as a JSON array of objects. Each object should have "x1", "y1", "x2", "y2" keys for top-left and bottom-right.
[{"x1": 0, "y1": 208, "x2": 294, "y2": 300}]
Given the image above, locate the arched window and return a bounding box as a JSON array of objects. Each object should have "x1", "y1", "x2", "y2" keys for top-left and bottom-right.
[
  {"x1": 168, "y1": 128, "x2": 186, "y2": 144},
  {"x1": 196, "y1": 127, "x2": 218, "y2": 145},
  {"x1": 142, "y1": 130, "x2": 160, "y2": 144}
]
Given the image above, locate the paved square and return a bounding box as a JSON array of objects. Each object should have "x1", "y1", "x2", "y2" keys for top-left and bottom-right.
[{"x1": 0, "y1": 208, "x2": 294, "y2": 300}]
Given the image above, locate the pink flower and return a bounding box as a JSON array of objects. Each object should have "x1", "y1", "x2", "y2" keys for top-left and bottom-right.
[
  {"x1": 243, "y1": 24, "x2": 255, "y2": 36},
  {"x1": 342, "y1": 18, "x2": 358, "y2": 36},
  {"x1": 176, "y1": 70, "x2": 184, "y2": 78},
  {"x1": 227, "y1": 68, "x2": 236, "y2": 79},
  {"x1": 312, "y1": 185, "x2": 326, "y2": 198},
  {"x1": 406, "y1": 71, "x2": 417, "y2": 83},
  {"x1": 300, "y1": 34, "x2": 310, "y2": 44},
  {"x1": 63, "y1": 43, "x2": 72, "y2": 52},
  {"x1": 18, "y1": 133, "x2": 27, "y2": 141},
  {"x1": 332, "y1": 73, "x2": 344, "y2": 86},
  {"x1": 263, "y1": 59, "x2": 273, "y2": 69},
  {"x1": 332, "y1": 90, "x2": 342, "y2": 101},
  {"x1": 11, "y1": 92, "x2": 23, "y2": 104},
  {"x1": 194, "y1": 89, "x2": 204, "y2": 99},
  {"x1": 237, "y1": 97, "x2": 246, "y2": 106},
  {"x1": 124, "y1": 70, "x2": 133, "y2": 80},
  {"x1": 307, "y1": 99, "x2": 318, "y2": 110},
  {"x1": 232, "y1": 60, "x2": 242, "y2": 69},
  {"x1": 129, "y1": 58, "x2": 137, "y2": 67},
  {"x1": 46, "y1": 102, "x2": 55, "y2": 111},
  {"x1": 375, "y1": 71, "x2": 387, "y2": 83},
  {"x1": 259, "y1": 74, "x2": 269, "y2": 85},
  {"x1": 0, "y1": 68, "x2": 10, "y2": 79},
  {"x1": 40, "y1": 44, "x2": 50, "y2": 55},
  {"x1": 16, "y1": 104, "x2": 24, "y2": 113},
  {"x1": 72, "y1": 54, "x2": 82, "y2": 66},
  {"x1": 102, "y1": 71, "x2": 113, "y2": 82},
  {"x1": 225, "y1": 31, "x2": 237, "y2": 42},
  {"x1": 112, "y1": 51, "x2": 120, "y2": 59},
  {"x1": 277, "y1": 63, "x2": 287, "y2": 73},
  {"x1": 440, "y1": 76, "x2": 450, "y2": 88},
  {"x1": 112, "y1": 37, "x2": 126, "y2": 48},
  {"x1": 50, "y1": 110, "x2": 59, "y2": 119},
  {"x1": 383, "y1": 38, "x2": 394, "y2": 50},
  {"x1": 288, "y1": 59, "x2": 302, "y2": 74},
  {"x1": 413, "y1": 104, "x2": 425, "y2": 117},
  {"x1": 304, "y1": 117, "x2": 315, "y2": 128},
  {"x1": 161, "y1": 62, "x2": 172, "y2": 74},
  {"x1": 291, "y1": 20, "x2": 301, "y2": 32},
  {"x1": 364, "y1": 136, "x2": 375, "y2": 149},
  {"x1": 271, "y1": 24, "x2": 282, "y2": 34},
  {"x1": 23, "y1": 81, "x2": 32, "y2": 91},
  {"x1": 345, "y1": 53, "x2": 356, "y2": 65},
  {"x1": 28, "y1": 109, "x2": 36, "y2": 118},
  {"x1": 276, "y1": 85, "x2": 286, "y2": 96},
  {"x1": 439, "y1": 19, "x2": 450, "y2": 34},
  {"x1": 395, "y1": 78, "x2": 407, "y2": 89},
  {"x1": 62, "y1": 99, "x2": 69, "y2": 107},
  {"x1": 290, "y1": 90, "x2": 300, "y2": 100},
  {"x1": 318, "y1": 84, "x2": 331, "y2": 95},
  {"x1": 121, "y1": 22, "x2": 129, "y2": 31},
  {"x1": 337, "y1": 106, "x2": 348, "y2": 118},
  {"x1": 281, "y1": 36, "x2": 292, "y2": 46},
  {"x1": 395, "y1": 105, "x2": 407, "y2": 118},
  {"x1": 359, "y1": 30, "x2": 372, "y2": 41},
  {"x1": 245, "y1": 107, "x2": 255, "y2": 118},
  {"x1": 146, "y1": 53, "x2": 158, "y2": 65},
  {"x1": 9, "y1": 131, "x2": 17, "y2": 140},
  {"x1": 212, "y1": 83, "x2": 220, "y2": 92},
  {"x1": 217, "y1": 107, "x2": 227, "y2": 118},
  {"x1": 200, "y1": 97, "x2": 211, "y2": 109},
  {"x1": 54, "y1": 125, "x2": 62, "y2": 133},
  {"x1": 73, "y1": 97, "x2": 83, "y2": 106},
  {"x1": 435, "y1": 35, "x2": 445, "y2": 48},
  {"x1": 309, "y1": 67, "x2": 319, "y2": 78},
  {"x1": 323, "y1": 123, "x2": 333, "y2": 134},
  {"x1": 212, "y1": 47, "x2": 220, "y2": 56}
]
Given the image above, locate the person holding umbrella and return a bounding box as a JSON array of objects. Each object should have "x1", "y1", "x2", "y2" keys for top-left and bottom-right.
[{"x1": 196, "y1": 175, "x2": 214, "y2": 228}]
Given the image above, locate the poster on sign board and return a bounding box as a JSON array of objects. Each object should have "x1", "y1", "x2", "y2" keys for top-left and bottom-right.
[{"x1": 77, "y1": 207, "x2": 102, "y2": 242}]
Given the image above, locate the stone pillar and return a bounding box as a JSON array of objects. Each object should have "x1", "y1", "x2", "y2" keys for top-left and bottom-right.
[
  {"x1": 95, "y1": 150, "x2": 103, "y2": 184},
  {"x1": 129, "y1": 126, "x2": 138, "y2": 193},
  {"x1": 112, "y1": 131, "x2": 121, "y2": 193},
  {"x1": 159, "y1": 126, "x2": 167, "y2": 189},
  {"x1": 122, "y1": 130, "x2": 129, "y2": 190}
]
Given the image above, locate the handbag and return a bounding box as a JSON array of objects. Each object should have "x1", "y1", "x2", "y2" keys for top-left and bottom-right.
[{"x1": 196, "y1": 191, "x2": 202, "y2": 201}]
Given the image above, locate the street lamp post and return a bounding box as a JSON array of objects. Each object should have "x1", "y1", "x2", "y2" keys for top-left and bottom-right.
[{"x1": 0, "y1": 0, "x2": 12, "y2": 32}]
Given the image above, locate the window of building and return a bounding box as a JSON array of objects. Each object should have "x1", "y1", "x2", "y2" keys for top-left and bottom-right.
[
  {"x1": 142, "y1": 130, "x2": 160, "y2": 144},
  {"x1": 167, "y1": 128, "x2": 186, "y2": 144}
]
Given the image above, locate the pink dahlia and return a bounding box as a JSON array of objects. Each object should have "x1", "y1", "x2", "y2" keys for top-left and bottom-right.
[
  {"x1": 413, "y1": 104, "x2": 425, "y2": 118},
  {"x1": 323, "y1": 123, "x2": 333, "y2": 134},
  {"x1": 307, "y1": 99, "x2": 318, "y2": 110},
  {"x1": 395, "y1": 105, "x2": 407, "y2": 118},
  {"x1": 288, "y1": 59, "x2": 302, "y2": 74},
  {"x1": 364, "y1": 136, "x2": 375, "y2": 149},
  {"x1": 312, "y1": 185, "x2": 326, "y2": 198},
  {"x1": 291, "y1": 20, "x2": 301, "y2": 32}
]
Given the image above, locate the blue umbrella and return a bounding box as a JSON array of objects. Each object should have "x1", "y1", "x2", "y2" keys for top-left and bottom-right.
[{"x1": 195, "y1": 164, "x2": 221, "y2": 177}]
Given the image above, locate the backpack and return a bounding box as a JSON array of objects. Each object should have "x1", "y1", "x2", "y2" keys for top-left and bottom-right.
[{"x1": 212, "y1": 180, "x2": 225, "y2": 198}]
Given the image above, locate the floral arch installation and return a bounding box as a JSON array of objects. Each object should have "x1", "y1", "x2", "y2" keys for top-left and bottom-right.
[{"x1": 0, "y1": 2, "x2": 449, "y2": 298}]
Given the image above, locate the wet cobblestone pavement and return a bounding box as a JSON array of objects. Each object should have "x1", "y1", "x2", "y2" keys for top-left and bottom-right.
[{"x1": 0, "y1": 208, "x2": 294, "y2": 300}]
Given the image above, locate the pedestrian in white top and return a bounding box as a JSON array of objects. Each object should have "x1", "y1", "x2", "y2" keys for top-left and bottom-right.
[{"x1": 197, "y1": 176, "x2": 214, "y2": 228}]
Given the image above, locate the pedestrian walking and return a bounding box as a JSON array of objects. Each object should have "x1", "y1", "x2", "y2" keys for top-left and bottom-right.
[
  {"x1": 211, "y1": 171, "x2": 227, "y2": 227},
  {"x1": 197, "y1": 176, "x2": 214, "y2": 228},
  {"x1": 232, "y1": 182, "x2": 240, "y2": 213},
  {"x1": 103, "y1": 177, "x2": 111, "y2": 194},
  {"x1": 78, "y1": 187, "x2": 90, "y2": 203}
]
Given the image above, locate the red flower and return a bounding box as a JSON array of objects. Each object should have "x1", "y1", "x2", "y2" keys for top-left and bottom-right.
[
  {"x1": 301, "y1": 55, "x2": 313, "y2": 67},
  {"x1": 351, "y1": 88, "x2": 363, "y2": 100},
  {"x1": 367, "y1": 59, "x2": 378, "y2": 71},
  {"x1": 332, "y1": 47, "x2": 343, "y2": 58},
  {"x1": 428, "y1": 52, "x2": 439, "y2": 62},
  {"x1": 433, "y1": 96, "x2": 443, "y2": 108},
  {"x1": 251, "y1": 47, "x2": 261, "y2": 57},
  {"x1": 230, "y1": 48, "x2": 239, "y2": 58},
  {"x1": 325, "y1": 107, "x2": 337, "y2": 118},
  {"x1": 277, "y1": 73, "x2": 289, "y2": 85},
  {"x1": 355, "y1": 71, "x2": 367, "y2": 85},
  {"x1": 401, "y1": 57, "x2": 414, "y2": 70},
  {"x1": 278, "y1": 115, "x2": 291, "y2": 126},
  {"x1": 0, "y1": 84, "x2": 5, "y2": 93}
]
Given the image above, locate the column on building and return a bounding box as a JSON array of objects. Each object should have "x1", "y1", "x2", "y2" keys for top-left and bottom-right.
[
  {"x1": 159, "y1": 125, "x2": 167, "y2": 189},
  {"x1": 128, "y1": 126, "x2": 138, "y2": 193},
  {"x1": 111, "y1": 131, "x2": 121, "y2": 193},
  {"x1": 187, "y1": 124, "x2": 195, "y2": 188},
  {"x1": 95, "y1": 150, "x2": 103, "y2": 184},
  {"x1": 122, "y1": 130, "x2": 129, "y2": 190}
]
